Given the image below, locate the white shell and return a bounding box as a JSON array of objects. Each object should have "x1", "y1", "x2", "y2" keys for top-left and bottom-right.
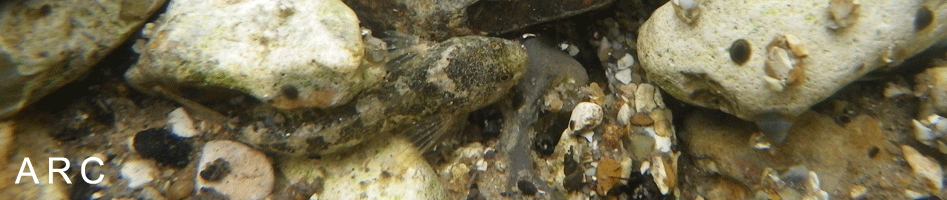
[
  {"x1": 617, "y1": 103, "x2": 633, "y2": 126},
  {"x1": 913, "y1": 119, "x2": 940, "y2": 145},
  {"x1": 927, "y1": 114, "x2": 947, "y2": 134},
  {"x1": 901, "y1": 145, "x2": 944, "y2": 190},
  {"x1": 569, "y1": 102, "x2": 603, "y2": 141},
  {"x1": 649, "y1": 156, "x2": 670, "y2": 195},
  {"x1": 635, "y1": 84, "x2": 658, "y2": 113}
]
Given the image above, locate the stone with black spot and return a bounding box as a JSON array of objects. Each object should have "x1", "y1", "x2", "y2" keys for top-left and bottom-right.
[
  {"x1": 196, "y1": 140, "x2": 274, "y2": 200},
  {"x1": 638, "y1": 0, "x2": 947, "y2": 128}
]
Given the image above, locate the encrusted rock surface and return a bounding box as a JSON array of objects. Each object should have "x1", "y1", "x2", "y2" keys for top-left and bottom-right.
[
  {"x1": 638, "y1": 0, "x2": 947, "y2": 129},
  {"x1": 126, "y1": 0, "x2": 372, "y2": 110},
  {"x1": 278, "y1": 137, "x2": 445, "y2": 199},
  {"x1": 0, "y1": 0, "x2": 168, "y2": 119}
]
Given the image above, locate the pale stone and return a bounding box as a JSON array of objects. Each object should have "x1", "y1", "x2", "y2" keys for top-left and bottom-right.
[
  {"x1": 0, "y1": 0, "x2": 168, "y2": 119},
  {"x1": 638, "y1": 0, "x2": 947, "y2": 121},
  {"x1": 167, "y1": 108, "x2": 198, "y2": 138},
  {"x1": 901, "y1": 145, "x2": 944, "y2": 190},
  {"x1": 279, "y1": 137, "x2": 446, "y2": 200},
  {"x1": 915, "y1": 65, "x2": 947, "y2": 118},
  {"x1": 126, "y1": 0, "x2": 374, "y2": 109},
  {"x1": 120, "y1": 159, "x2": 157, "y2": 189},
  {"x1": 197, "y1": 140, "x2": 274, "y2": 200}
]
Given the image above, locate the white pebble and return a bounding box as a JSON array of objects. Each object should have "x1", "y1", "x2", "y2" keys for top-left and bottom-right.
[
  {"x1": 476, "y1": 159, "x2": 488, "y2": 172},
  {"x1": 850, "y1": 185, "x2": 867, "y2": 199},
  {"x1": 901, "y1": 145, "x2": 944, "y2": 190},
  {"x1": 927, "y1": 114, "x2": 947, "y2": 134},
  {"x1": 167, "y1": 108, "x2": 199, "y2": 138},
  {"x1": 567, "y1": 45, "x2": 580, "y2": 56},
  {"x1": 884, "y1": 82, "x2": 912, "y2": 98},
  {"x1": 617, "y1": 54, "x2": 635, "y2": 70},
  {"x1": 615, "y1": 69, "x2": 633, "y2": 84},
  {"x1": 913, "y1": 119, "x2": 941, "y2": 145},
  {"x1": 120, "y1": 159, "x2": 156, "y2": 189},
  {"x1": 617, "y1": 103, "x2": 633, "y2": 126},
  {"x1": 649, "y1": 156, "x2": 670, "y2": 195},
  {"x1": 634, "y1": 84, "x2": 658, "y2": 113},
  {"x1": 198, "y1": 140, "x2": 275, "y2": 200}
]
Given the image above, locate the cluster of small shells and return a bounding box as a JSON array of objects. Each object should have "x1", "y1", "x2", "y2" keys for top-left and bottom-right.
[
  {"x1": 763, "y1": 34, "x2": 808, "y2": 92},
  {"x1": 548, "y1": 82, "x2": 679, "y2": 198},
  {"x1": 534, "y1": 21, "x2": 683, "y2": 198},
  {"x1": 904, "y1": 62, "x2": 947, "y2": 196},
  {"x1": 758, "y1": 166, "x2": 829, "y2": 200},
  {"x1": 913, "y1": 64, "x2": 947, "y2": 155},
  {"x1": 671, "y1": 0, "x2": 700, "y2": 24}
]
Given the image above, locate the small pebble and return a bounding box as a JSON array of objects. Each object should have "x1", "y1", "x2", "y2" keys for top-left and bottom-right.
[
  {"x1": 120, "y1": 159, "x2": 156, "y2": 189},
  {"x1": 133, "y1": 128, "x2": 192, "y2": 168},
  {"x1": 629, "y1": 113, "x2": 655, "y2": 126},
  {"x1": 850, "y1": 185, "x2": 867, "y2": 199},
  {"x1": 517, "y1": 180, "x2": 538, "y2": 195},
  {"x1": 167, "y1": 108, "x2": 199, "y2": 138},
  {"x1": 167, "y1": 178, "x2": 195, "y2": 200},
  {"x1": 197, "y1": 140, "x2": 274, "y2": 200},
  {"x1": 901, "y1": 145, "x2": 944, "y2": 190},
  {"x1": 883, "y1": 82, "x2": 912, "y2": 98}
]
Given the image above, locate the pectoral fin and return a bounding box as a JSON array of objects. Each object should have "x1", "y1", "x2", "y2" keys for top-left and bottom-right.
[{"x1": 401, "y1": 114, "x2": 466, "y2": 152}]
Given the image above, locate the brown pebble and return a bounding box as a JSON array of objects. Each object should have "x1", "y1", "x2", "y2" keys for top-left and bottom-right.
[
  {"x1": 167, "y1": 178, "x2": 195, "y2": 200},
  {"x1": 629, "y1": 113, "x2": 655, "y2": 126}
]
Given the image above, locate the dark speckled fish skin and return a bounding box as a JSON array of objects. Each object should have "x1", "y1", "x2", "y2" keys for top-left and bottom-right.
[{"x1": 239, "y1": 36, "x2": 527, "y2": 156}]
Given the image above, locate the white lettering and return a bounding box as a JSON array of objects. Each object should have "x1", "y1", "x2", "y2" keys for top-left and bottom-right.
[
  {"x1": 15, "y1": 157, "x2": 38, "y2": 184},
  {"x1": 49, "y1": 157, "x2": 72, "y2": 184},
  {"x1": 81, "y1": 157, "x2": 104, "y2": 184}
]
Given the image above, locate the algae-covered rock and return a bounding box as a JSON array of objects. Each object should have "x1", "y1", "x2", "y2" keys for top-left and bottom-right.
[
  {"x1": 637, "y1": 0, "x2": 947, "y2": 134},
  {"x1": 0, "y1": 0, "x2": 167, "y2": 119},
  {"x1": 126, "y1": 0, "x2": 373, "y2": 109}
]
